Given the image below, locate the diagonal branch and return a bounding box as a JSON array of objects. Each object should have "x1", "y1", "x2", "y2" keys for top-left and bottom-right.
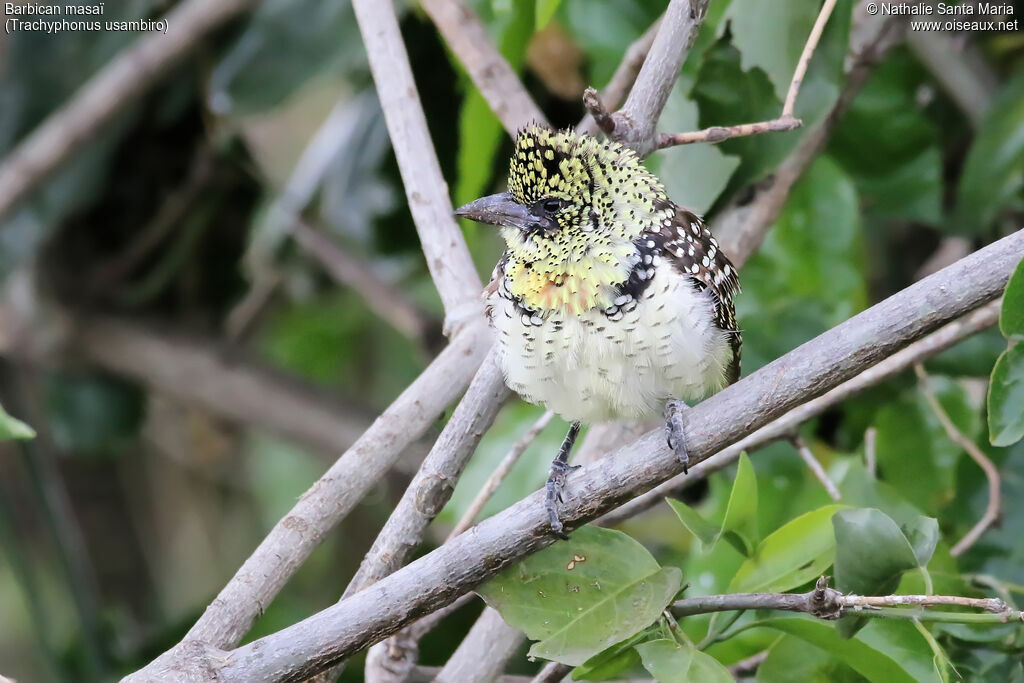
[
  {"x1": 914, "y1": 364, "x2": 1002, "y2": 557},
  {"x1": 0, "y1": 0, "x2": 261, "y2": 224},
  {"x1": 602, "y1": 300, "x2": 1002, "y2": 525},
  {"x1": 421, "y1": 0, "x2": 547, "y2": 134},
  {"x1": 208, "y1": 229, "x2": 1023, "y2": 683},
  {"x1": 353, "y1": 0, "x2": 483, "y2": 335}
]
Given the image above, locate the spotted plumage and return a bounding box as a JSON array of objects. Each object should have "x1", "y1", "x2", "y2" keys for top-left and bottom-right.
[{"x1": 467, "y1": 125, "x2": 741, "y2": 425}]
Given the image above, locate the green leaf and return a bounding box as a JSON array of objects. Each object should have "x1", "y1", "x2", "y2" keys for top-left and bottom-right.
[
  {"x1": 988, "y1": 344, "x2": 1024, "y2": 447},
  {"x1": 833, "y1": 508, "x2": 921, "y2": 596},
  {"x1": 535, "y1": 0, "x2": 561, "y2": 29},
  {"x1": 571, "y1": 630, "x2": 649, "y2": 681},
  {"x1": 729, "y1": 504, "x2": 846, "y2": 593},
  {"x1": 667, "y1": 452, "x2": 758, "y2": 555},
  {"x1": 756, "y1": 634, "x2": 861, "y2": 683},
  {"x1": 757, "y1": 617, "x2": 941, "y2": 683},
  {"x1": 1001, "y1": 257, "x2": 1024, "y2": 341},
  {"x1": 956, "y1": 71, "x2": 1024, "y2": 234},
  {"x1": 720, "y1": 453, "x2": 759, "y2": 554},
  {"x1": 0, "y1": 404, "x2": 35, "y2": 441},
  {"x1": 901, "y1": 516, "x2": 939, "y2": 568},
  {"x1": 667, "y1": 498, "x2": 720, "y2": 548},
  {"x1": 477, "y1": 526, "x2": 682, "y2": 666},
  {"x1": 635, "y1": 639, "x2": 733, "y2": 683}
]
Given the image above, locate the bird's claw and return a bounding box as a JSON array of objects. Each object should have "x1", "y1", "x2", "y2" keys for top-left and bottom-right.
[
  {"x1": 545, "y1": 458, "x2": 580, "y2": 539},
  {"x1": 665, "y1": 399, "x2": 690, "y2": 474}
]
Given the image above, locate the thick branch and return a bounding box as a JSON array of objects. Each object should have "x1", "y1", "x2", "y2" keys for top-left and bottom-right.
[
  {"x1": 432, "y1": 607, "x2": 525, "y2": 683},
  {"x1": 610, "y1": 0, "x2": 711, "y2": 157},
  {"x1": 345, "y1": 350, "x2": 510, "y2": 594},
  {"x1": 0, "y1": 0, "x2": 260, "y2": 224},
  {"x1": 353, "y1": 0, "x2": 483, "y2": 333},
  {"x1": 602, "y1": 301, "x2": 1001, "y2": 525},
  {"x1": 211, "y1": 230, "x2": 1023, "y2": 682},
  {"x1": 421, "y1": 0, "x2": 547, "y2": 134}
]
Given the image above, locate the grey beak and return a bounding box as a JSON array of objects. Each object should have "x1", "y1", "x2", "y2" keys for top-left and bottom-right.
[{"x1": 454, "y1": 192, "x2": 549, "y2": 231}]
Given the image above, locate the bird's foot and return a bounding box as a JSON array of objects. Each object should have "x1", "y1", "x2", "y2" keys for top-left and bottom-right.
[
  {"x1": 665, "y1": 399, "x2": 690, "y2": 474},
  {"x1": 545, "y1": 421, "x2": 582, "y2": 539},
  {"x1": 545, "y1": 458, "x2": 581, "y2": 540}
]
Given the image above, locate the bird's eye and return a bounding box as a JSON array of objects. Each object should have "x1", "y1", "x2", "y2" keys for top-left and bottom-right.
[{"x1": 541, "y1": 198, "x2": 564, "y2": 214}]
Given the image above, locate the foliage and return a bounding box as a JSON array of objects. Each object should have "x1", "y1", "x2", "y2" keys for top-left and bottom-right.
[{"x1": 0, "y1": 0, "x2": 1021, "y2": 681}]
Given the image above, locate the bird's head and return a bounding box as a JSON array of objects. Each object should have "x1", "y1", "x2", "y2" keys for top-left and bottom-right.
[{"x1": 456, "y1": 125, "x2": 668, "y2": 313}]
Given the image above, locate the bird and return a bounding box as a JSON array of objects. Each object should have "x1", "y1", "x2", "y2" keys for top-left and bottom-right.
[{"x1": 455, "y1": 124, "x2": 741, "y2": 538}]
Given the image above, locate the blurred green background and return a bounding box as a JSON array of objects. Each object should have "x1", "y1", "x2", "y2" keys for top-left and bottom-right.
[{"x1": 0, "y1": 0, "x2": 1022, "y2": 680}]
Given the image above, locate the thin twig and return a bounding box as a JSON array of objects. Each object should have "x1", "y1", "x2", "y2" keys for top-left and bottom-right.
[
  {"x1": 783, "y1": 0, "x2": 839, "y2": 117},
  {"x1": 420, "y1": 0, "x2": 547, "y2": 134},
  {"x1": 291, "y1": 218, "x2": 440, "y2": 344},
  {"x1": 0, "y1": 0, "x2": 260, "y2": 224},
  {"x1": 191, "y1": 230, "x2": 1022, "y2": 683},
  {"x1": 729, "y1": 651, "x2": 768, "y2": 678},
  {"x1": 656, "y1": 0, "x2": 838, "y2": 149},
  {"x1": 790, "y1": 434, "x2": 842, "y2": 501},
  {"x1": 353, "y1": 0, "x2": 483, "y2": 335},
  {"x1": 531, "y1": 662, "x2": 573, "y2": 683},
  {"x1": 914, "y1": 364, "x2": 1002, "y2": 557},
  {"x1": 671, "y1": 576, "x2": 1021, "y2": 622},
  {"x1": 600, "y1": 301, "x2": 1002, "y2": 526},
  {"x1": 449, "y1": 410, "x2": 555, "y2": 538},
  {"x1": 864, "y1": 426, "x2": 878, "y2": 477}
]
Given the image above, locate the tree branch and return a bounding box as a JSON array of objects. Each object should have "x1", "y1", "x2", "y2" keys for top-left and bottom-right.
[
  {"x1": 790, "y1": 434, "x2": 842, "y2": 502},
  {"x1": 432, "y1": 607, "x2": 526, "y2": 683},
  {"x1": 353, "y1": 0, "x2": 483, "y2": 335},
  {"x1": 914, "y1": 364, "x2": 1002, "y2": 557},
  {"x1": 206, "y1": 230, "x2": 1023, "y2": 683},
  {"x1": 602, "y1": 300, "x2": 1002, "y2": 526},
  {"x1": 0, "y1": 0, "x2": 260, "y2": 224},
  {"x1": 421, "y1": 0, "x2": 548, "y2": 134},
  {"x1": 608, "y1": 0, "x2": 711, "y2": 157},
  {"x1": 290, "y1": 219, "x2": 441, "y2": 345},
  {"x1": 671, "y1": 576, "x2": 1022, "y2": 622}
]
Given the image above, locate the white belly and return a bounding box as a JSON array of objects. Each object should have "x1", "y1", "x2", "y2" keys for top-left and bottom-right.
[{"x1": 489, "y1": 263, "x2": 732, "y2": 423}]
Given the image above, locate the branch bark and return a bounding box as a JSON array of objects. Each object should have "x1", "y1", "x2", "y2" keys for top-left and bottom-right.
[
  {"x1": 607, "y1": 0, "x2": 711, "y2": 157},
  {"x1": 671, "y1": 576, "x2": 1021, "y2": 622},
  {"x1": 421, "y1": 0, "x2": 547, "y2": 134},
  {"x1": 0, "y1": 0, "x2": 260, "y2": 224},
  {"x1": 353, "y1": 0, "x2": 483, "y2": 334},
  {"x1": 205, "y1": 229, "x2": 1023, "y2": 683},
  {"x1": 601, "y1": 300, "x2": 1001, "y2": 525}
]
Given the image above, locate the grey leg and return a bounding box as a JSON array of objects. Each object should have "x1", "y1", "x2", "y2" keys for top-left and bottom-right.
[
  {"x1": 665, "y1": 399, "x2": 690, "y2": 473},
  {"x1": 545, "y1": 422, "x2": 581, "y2": 539}
]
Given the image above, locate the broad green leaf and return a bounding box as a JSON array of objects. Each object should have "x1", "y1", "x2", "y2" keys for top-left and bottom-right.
[
  {"x1": 477, "y1": 526, "x2": 681, "y2": 666},
  {"x1": 535, "y1": 0, "x2": 561, "y2": 29},
  {"x1": 757, "y1": 634, "x2": 861, "y2": 683},
  {"x1": 901, "y1": 516, "x2": 939, "y2": 568},
  {"x1": 757, "y1": 617, "x2": 941, "y2": 683},
  {"x1": 571, "y1": 629, "x2": 649, "y2": 681},
  {"x1": 956, "y1": 71, "x2": 1024, "y2": 234},
  {"x1": 832, "y1": 508, "x2": 929, "y2": 637},
  {"x1": 635, "y1": 639, "x2": 732, "y2": 683},
  {"x1": 720, "y1": 453, "x2": 759, "y2": 554},
  {"x1": 667, "y1": 498, "x2": 720, "y2": 548},
  {"x1": 729, "y1": 504, "x2": 846, "y2": 593},
  {"x1": 1001, "y1": 258, "x2": 1024, "y2": 341},
  {"x1": 988, "y1": 344, "x2": 1024, "y2": 447},
  {"x1": 667, "y1": 452, "x2": 758, "y2": 555},
  {"x1": 833, "y1": 508, "x2": 921, "y2": 595},
  {"x1": 0, "y1": 404, "x2": 35, "y2": 441}
]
